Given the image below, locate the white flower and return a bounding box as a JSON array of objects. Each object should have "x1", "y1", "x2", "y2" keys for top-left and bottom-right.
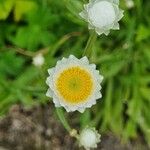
[
  {"x1": 125, "y1": 0, "x2": 134, "y2": 9},
  {"x1": 32, "y1": 53, "x2": 44, "y2": 67},
  {"x1": 79, "y1": 127, "x2": 101, "y2": 150},
  {"x1": 79, "y1": 0, "x2": 124, "y2": 35},
  {"x1": 46, "y1": 55, "x2": 103, "y2": 113}
]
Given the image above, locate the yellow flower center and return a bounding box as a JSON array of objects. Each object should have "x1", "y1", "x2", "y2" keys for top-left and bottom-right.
[{"x1": 56, "y1": 67, "x2": 93, "y2": 104}]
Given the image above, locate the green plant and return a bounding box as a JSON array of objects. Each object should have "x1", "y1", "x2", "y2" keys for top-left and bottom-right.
[{"x1": 0, "y1": 0, "x2": 150, "y2": 146}]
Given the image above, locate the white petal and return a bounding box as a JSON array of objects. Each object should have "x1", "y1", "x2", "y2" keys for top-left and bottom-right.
[
  {"x1": 95, "y1": 92, "x2": 102, "y2": 99},
  {"x1": 79, "y1": 10, "x2": 88, "y2": 20},
  {"x1": 46, "y1": 77, "x2": 51, "y2": 85},
  {"x1": 88, "y1": 23, "x2": 94, "y2": 29},
  {"x1": 90, "y1": 64, "x2": 96, "y2": 69},
  {"x1": 80, "y1": 56, "x2": 89, "y2": 64},
  {"x1": 61, "y1": 57, "x2": 67, "y2": 62},
  {"x1": 84, "y1": 4, "x2": 90, "y2": 10},
  {"x1": 48, "y1": 68, "x2": 55, "y2": 75},
  {"x1": 53, "y1": 95, "x2": 61, "y2": 107},
  {"x1": 78, "y1": 108, "x2": 85, "y2": 113},
  {"x1": 118, "y1": 9, "x2": 124, "y2": 20},
  {"x1": 86, "y1": 99, "x2": 96, "y2": 107},
  {"x1": 104, "y1": 30, "x2": 110, "y2": 35},
  {"x1": 113, "y1": 0, "x2": 119, "y2": 4},
  {"x1": 69, "y1": 54, "x2": 78, "y2": 60},
  {"x1": 112, "y1": 22, "x2": 120, "y2": 29},
  {"x1": 89, "y1": 0, "x2": 96, "y2": 3},
  {"x1": 99, "y1": 75, "x2": 104, "y2": 82},
  {"x1": 95, "y1": 28, "x2": 104, "y2": 35},
  {"x1": 46, "y1": 89, "x2": 53, "y2": 97}
]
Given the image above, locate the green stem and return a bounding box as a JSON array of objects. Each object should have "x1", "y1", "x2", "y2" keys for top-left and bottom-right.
[
  {"x1": 90, "y1": 112, "x2": 102, "y2": 127},
  {"x1": 56, "y1": 108, "x2": 71, "y2": 132},
  {"x1": 82, "y1": 31, "x2": 97, "y2": 57}
]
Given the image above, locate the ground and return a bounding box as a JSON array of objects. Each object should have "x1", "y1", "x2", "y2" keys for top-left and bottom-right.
[{"x1": 0, "y1": 104, "x2": 149, "y2": 150}]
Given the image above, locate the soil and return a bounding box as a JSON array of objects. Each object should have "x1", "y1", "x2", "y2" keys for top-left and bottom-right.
[{"x1": 0, "y1": 104, "x2": 149, "y2": 150}]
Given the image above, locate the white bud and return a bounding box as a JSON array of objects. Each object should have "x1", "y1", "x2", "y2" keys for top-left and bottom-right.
[
  {"x1": 32, "y1": 53, "x2": 44, "y2": 67},
  {"x1": 79, "y1": 127, "x2": 101, "y2": 150},
  {"x1": 79, "y1": 0, "x2": 124, "y2": 36},
  {"x1": 125, "y1": 0, "x2": 134, "y2": 9}
]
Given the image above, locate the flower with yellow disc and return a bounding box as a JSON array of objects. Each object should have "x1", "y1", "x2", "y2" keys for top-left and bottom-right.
[{"x1": 46, "y1": 55, "x2": 103, "y2": 113}]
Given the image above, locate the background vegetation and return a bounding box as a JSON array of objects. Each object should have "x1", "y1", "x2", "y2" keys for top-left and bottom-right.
[{"x1": 0, "y1": 0, "x2": 150, "y2": 146}]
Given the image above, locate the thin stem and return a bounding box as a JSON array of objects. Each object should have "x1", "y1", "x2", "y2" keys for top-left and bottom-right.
[
  {"x1": 56, "y1": 108, "x2": 72, "y2": 132},
  {"x1": 4, "y1": 32, "x2": 80, "y2": 57},
  {"x1": 90, "y1": 112, "x2": 102, "y2": 127},
  {"x1": 82, "y1": 31, "x2": 97, "y2": 127},
  {"x1": 82, "y1": 31, "x2": 97, "y2": 57}
]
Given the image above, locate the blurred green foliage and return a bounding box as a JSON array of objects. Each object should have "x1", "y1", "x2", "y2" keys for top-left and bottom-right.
[{"x1": 0, "y1": 0, "x2": 150, "y2": 146}]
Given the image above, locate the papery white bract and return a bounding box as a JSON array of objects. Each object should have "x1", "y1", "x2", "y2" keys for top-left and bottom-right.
[
  {"x1": 79, "y1": 0, "x2": 124, "y2": 35},
  {"x1": 46, "y1": 55, "x2": 103, "y2": 113},
  {"x1": 79, "y1": 127, "x2": 101, "y2": 150}
]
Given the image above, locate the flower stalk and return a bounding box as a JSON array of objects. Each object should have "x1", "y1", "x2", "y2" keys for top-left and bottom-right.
[
  {"x1": 83, "y1": 31, "x2": 97, "y2": 58},
  {"x1": 56, "y1": 108, "x2": 71, "y2": 132}
]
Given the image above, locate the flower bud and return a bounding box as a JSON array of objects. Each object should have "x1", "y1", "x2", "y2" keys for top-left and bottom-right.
[
  {"x1": 79, "y1": 0, "x2": 124, "y2": 35},
  {"x1": 79, "y1": 127, "x2": 101, "y2": 150}
]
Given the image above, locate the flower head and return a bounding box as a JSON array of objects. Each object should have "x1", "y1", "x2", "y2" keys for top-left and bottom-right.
[
  {"x1": 79, "y1": 0, "x2": 124, "y2": 35},
  {"x1": 32, "y1": 53, "x2": 44, "y2": 67},
  {"x1": 79, "y1": 127, "x2": 101, "y2": 150},
  {"x1": 46, "y1": 55, "x2": 103, "y2": 113}
]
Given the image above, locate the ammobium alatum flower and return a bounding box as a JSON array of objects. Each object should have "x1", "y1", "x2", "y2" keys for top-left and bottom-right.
[
  {"x1": 46, "y1": 55, "x2": 103, "y2": 113},
  {"x1": 79, "y1": 0, "x2": 124, "y2": 35},
  {"x1": 79, "y1": 127, "x2": 101, "y2": 150}
]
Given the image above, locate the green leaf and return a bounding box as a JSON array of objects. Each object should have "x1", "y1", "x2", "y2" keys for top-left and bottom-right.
[
  {"x1": 143, "y1": 48, "x2": 150, "y2": 64},
  {"x1": 101, "y1": 79, "x2": 113, "y2": 130},
  {"x1": 136, "y1": 25, "x2": 150, "y2": 42},
  {"x1": 101, "y1": 60, "x2": 126, "y2": 78},
  {"x1": 110, "y1": 88, "x2": 123, "y2": 134},
  {"x1": 140, "y1": 87, "x2": 150, "y2": 101},
  {"x1": 124, "y1": 120, "x2": 137, "y2": 140},
  {"x1": 0, "y1": 0, "x2": 14, "y2": 20},
  {"x1": 14, "y1": 0, "x2": 37, "y2": 21},
  {"x1": 0, "y1": 51, "x2": 25, "y2": 77}
]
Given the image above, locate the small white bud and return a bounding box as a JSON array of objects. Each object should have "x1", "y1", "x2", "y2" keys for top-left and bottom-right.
[
  {"x1": 32, "y1": 53, "x2": 44, "y2": 67},
  {"x1": 125, "y1": 0, "x2": 134, "y2": 9},
  {"x1": 79, "y1": 127, "x2": 101, "y2": 150}
]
